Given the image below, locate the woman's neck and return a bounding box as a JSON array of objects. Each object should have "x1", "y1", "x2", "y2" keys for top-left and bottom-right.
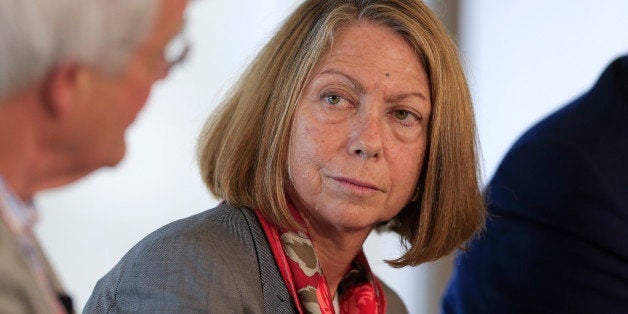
[{"x1": 305, "y1": 219, "x2": 372, "y2": 298}]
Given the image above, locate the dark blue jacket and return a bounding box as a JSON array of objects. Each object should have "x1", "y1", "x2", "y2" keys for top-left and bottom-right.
[{"x1": 442, "y1": 56, "x2": 628, "y2": 313}]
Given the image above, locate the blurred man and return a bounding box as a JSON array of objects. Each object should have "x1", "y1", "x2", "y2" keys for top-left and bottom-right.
[
  {"x1": 443, "y1": 56, "x2": 628, "y2": 313},
  {"x1": 0, "y1": 0, "x2": 189, "y2": 312}
]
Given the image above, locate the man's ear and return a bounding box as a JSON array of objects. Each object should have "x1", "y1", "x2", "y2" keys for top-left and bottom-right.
[{"x1": 42, "y1": 63, "x2": 92, "y2": 117}]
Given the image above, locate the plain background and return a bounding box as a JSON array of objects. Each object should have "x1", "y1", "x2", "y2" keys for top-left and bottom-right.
[{"x1": 34, "y1": 1, "x2": 628, "y2": 312}]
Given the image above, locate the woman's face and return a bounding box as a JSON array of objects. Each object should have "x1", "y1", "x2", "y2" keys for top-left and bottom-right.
[{"x1": 287, "y1": 21, "x2": 431, "y2": 234}]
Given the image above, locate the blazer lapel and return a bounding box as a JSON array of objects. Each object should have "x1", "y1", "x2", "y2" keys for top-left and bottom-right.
[{"x1": 240, "y1": 207, "x2": 296, "y2": 314}]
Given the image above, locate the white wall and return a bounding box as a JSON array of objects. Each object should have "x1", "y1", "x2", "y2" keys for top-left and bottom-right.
[
  {"x1": 461, "y1": 0, "x2": 628, "y2": 181},
  {"x1": 34, "y1": 1, "x2": 628, "y2": 313}
]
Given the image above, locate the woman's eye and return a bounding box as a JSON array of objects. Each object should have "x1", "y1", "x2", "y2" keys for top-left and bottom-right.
[
  {"x1": 325, "y1": 95, "x2": 342, "y2": 105},
  {"x1": 390, "y1": 109, "x2": 421, "y2": 127},
  {"x1": 394, "y1": 110, "x2": 410, "y2": 120}
]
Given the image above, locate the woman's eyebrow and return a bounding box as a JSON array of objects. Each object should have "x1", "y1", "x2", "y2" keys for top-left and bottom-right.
[
  {"x1": 388, "y1": 92, "x2": 429, "y2": 103},
  {"x1": 318, "y1": 69, "x2": 365, "y2": 94},
  {"x1": 319, "y1": 69, "x2": 429, "y2": 103}
]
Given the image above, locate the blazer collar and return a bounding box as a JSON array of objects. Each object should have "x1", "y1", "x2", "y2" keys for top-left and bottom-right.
[{"x1": 240, "y1": 207, "x2": 296, "y2": 313}]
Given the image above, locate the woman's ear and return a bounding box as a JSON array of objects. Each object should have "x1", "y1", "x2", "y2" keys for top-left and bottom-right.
[{"x1": 42, "y1": 63, "x2": 91, "y2": 117}]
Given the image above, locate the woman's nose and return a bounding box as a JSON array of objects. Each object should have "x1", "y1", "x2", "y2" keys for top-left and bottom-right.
[{"x1": 347, "y1": 111, "x2": 383, "y2": 160}]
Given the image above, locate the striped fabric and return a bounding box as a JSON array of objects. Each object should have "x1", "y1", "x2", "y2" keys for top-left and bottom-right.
[{"x1": 0, "y1": 177, "x2": 66, "y2": 314}]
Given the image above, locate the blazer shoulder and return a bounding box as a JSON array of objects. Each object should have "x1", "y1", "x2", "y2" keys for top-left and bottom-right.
[
  {"x1": 136, "y1": 202, "x2": 257, "y2": 251},
  {"x1": 85, "y1": 203, "x2": 266, "y2": 313}
]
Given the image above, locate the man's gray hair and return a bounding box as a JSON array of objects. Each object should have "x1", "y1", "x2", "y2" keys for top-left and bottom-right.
[{"x1": 0, "y1": 0, "x2": 159, "y2": 99}]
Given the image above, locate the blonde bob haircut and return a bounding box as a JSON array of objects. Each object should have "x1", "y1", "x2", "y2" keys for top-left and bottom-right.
[{"x1": 198, "y1": 0, "x2": 485, "y2": 267}]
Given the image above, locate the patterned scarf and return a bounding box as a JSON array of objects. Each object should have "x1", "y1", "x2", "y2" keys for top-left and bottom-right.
[{"x1": 255, "y1": 203, "x2": 386, "y2": 314}]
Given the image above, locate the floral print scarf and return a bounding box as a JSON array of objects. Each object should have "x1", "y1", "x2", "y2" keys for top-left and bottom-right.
[{"x1": 255, "y1": 203, "x2": 386, "y2": 314}]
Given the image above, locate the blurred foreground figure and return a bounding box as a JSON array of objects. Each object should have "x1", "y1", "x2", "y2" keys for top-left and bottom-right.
[
  {"x1": 443, "y1": 56, "x2": 628, "y2": 313},
  {"x1": 0, "y1": 0, "x2": 189, "y2": 312}
]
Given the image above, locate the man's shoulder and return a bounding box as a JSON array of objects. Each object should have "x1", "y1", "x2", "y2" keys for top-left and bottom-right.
[
  {"x1": 0, "y1": 220, "x2": 56, "y2": 313},
  {"x1": 516, "y1": 57, "x2": 628, "y2": 149}
]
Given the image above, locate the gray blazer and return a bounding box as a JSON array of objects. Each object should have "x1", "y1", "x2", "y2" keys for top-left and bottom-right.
[{"x1": 85, "y1": 203, "x2": 407, "y2": 313}]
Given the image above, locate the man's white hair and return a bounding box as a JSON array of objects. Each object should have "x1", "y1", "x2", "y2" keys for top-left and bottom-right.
[{"x1": 0, "y1": 0, "x2": 159, "y2": 99}]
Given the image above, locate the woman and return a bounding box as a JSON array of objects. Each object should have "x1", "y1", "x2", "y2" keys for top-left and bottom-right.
[{"x1": 86, "y1": 0, "x2": 484, "y2": 312}]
